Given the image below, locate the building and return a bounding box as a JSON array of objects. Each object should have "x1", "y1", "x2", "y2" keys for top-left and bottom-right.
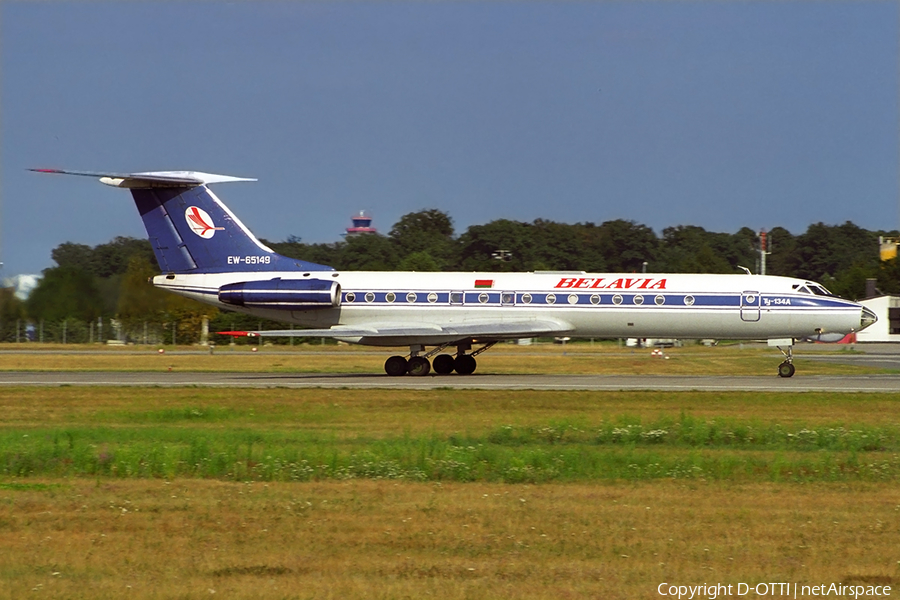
[
  {"x1": 880, "y1": 236, "x2": 898, "y2": 261},
  {"x1": 857, "y1": 295, "x2": 900, "y2": 342},
  {"x1": 345, "y1": 211, "x2": 377, "y2": 236}
]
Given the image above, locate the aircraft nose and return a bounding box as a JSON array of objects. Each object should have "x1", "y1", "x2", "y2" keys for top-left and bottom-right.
[{"x1": 859, "y1": 306, "x2": 878, "y2": 331}]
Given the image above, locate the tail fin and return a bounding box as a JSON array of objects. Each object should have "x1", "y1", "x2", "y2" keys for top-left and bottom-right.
[{"x1": 31, "y1": 169, "x2": 332, "y2": 274}]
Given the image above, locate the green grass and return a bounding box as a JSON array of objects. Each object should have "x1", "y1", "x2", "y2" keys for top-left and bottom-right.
[
  {"x1": 3, "y1": 417, "x2": 899, "y2": 484},
  {"x1": 2, "y1": 387, "x2": 899, "y2": 485}
]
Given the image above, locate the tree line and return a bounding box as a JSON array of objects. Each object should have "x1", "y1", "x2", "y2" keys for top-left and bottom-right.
[{"x1": 1, "y1": 211, "x2": 898, "y2": 343}]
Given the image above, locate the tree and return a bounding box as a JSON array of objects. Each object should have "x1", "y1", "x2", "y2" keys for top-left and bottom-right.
[
  {"x1": 784, "y1": 222, "x2": 879, "y2": 281},
  {"x1": 456, "y1": 219, "x2": 537, "y2": 272},
  {"x1": 0, "y1": 287, "x2": 26, "y2": 342},
  {"x1": 50, "y1": 242, "x2": 94, "y2": 272},
  {"x1": 389, "y1": 210, "x2": 455, "y2": 267},
  {"x1": 26, "y1": 266, "x2": 105, "y2": 322},
  {"x1": 530, "y1": 219, "x2": 587, "y2": 271},
  {"x1": 827, "y1": 262, "x2": 877, "y2": 300},
  {"x1": 595, "y1": 220, "x2": 659, "y2": 272},
  {"x1": 113, "y1": 255, "x2": 219, "y2": 343},
  {"x1": 564, "y1": 223, "x2": 607, "y2": 273},
  {"x1": 162, "y1": 292, "x2": 219, "y2": 345},
  {"x1": 764, "y1": 226, "x2": 796, "y2": 276},
  {"x1": 264, "y1": 239, "x2": 342, "y2": 268},
  {"x1": 90, "y1": 236, "x2": 156, "y2": 278},
  {"x1": 117, "y1": 256, "x2": 169, "y2": 327},
  {"x1": 51, "y1": 237, "x2": 154, "y2": 278},
  {"x1": 397, "y1": 251, "x2": 440, "y2": 272},
  {"x1": 337, "y1": 234, "x2": 398, "y2": 270},
  {"x1": 658, "y1": 226, "x2": 734, "y2": 273},
  {"x1": 877, "y1": 258, "x2": 900, "y2": 295}
]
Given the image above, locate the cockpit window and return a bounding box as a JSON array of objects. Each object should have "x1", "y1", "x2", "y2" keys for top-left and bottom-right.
[{"x1": 795, "y1": 282, "x2": 836, "y2": 297}]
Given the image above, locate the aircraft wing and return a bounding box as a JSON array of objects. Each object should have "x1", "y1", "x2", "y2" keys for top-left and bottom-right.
[{"x1": 219, "y1": 319, "x2": 574, "y2": 340}]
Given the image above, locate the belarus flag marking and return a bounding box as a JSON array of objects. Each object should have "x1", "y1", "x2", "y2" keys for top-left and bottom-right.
[{"x1": 474, "y1": 279, "x2": 493, "y2": 288}]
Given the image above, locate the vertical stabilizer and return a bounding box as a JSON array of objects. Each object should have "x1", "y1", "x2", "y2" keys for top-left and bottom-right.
[{"x1": 30, "y1": 169, "x2": 333, "y2": 274}]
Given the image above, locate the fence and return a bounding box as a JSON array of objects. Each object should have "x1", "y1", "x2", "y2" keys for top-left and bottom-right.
[
  {"x1": 0, "y1": 319, "x2": 200, "y2": 345},
  {"x1": 0, "y1": 317, "x2": 320, "y2": 346}
]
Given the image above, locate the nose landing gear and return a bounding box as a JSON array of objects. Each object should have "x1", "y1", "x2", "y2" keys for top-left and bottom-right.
[
  {"x1": 776, "y1": 344, "x2": 795, "y2": 378},
  {"x1": 777, "y1": 360, "x2": 795, "y2": 378}
]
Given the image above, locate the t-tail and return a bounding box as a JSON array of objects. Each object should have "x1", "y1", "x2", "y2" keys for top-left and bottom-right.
[{"x1": 30, "y1": 169, "x2": 332, "y2": 274}]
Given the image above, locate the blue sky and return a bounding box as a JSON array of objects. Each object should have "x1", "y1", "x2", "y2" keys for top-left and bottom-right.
[{"x1": 2, "y1": 1, "x2": 897, "y2": 277}]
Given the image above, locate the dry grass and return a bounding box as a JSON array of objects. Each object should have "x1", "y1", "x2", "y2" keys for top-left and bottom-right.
[
  {"x1": 0, "y1": 343, "x2": 883, "y2": 375},
  {"x1": 2, "y1": 387, "x2": 899, "y2": 434},
  {"x1": 1, "y1": 478, "x2": 898, "y2": 599}
]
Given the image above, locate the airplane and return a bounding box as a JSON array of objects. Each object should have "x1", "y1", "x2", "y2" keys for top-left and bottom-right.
[{"x1": 32, "y1": 168, "x2": 877, "y2": 378}]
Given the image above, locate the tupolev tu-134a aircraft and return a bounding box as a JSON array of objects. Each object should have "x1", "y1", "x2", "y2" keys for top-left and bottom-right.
[{"x1": 33, "y1": 169, "x2": 877, "y2": 378}]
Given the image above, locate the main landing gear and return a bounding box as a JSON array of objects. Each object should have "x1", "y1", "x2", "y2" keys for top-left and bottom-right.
[{"x1": 383, "y1": 341, "x2": 496, "y2": 376}]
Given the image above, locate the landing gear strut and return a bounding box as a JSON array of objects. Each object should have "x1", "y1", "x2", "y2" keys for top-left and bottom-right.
[{"x1": 451, "y1": 341, "x2": 496, "y2": 376}]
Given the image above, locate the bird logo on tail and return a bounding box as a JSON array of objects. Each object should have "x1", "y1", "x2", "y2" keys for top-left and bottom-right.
[{"x1": 185, "y1": 206, "x2": 225, "y2": 239}]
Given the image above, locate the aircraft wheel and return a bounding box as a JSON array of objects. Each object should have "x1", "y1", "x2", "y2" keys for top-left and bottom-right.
[
  {"x1": 407, "y1": 356, "x2": 431, "y2": 376},
  {"x1": 454, "y1": 354, "x2": 477, "y2": 375},
  {"x1": 432, "y1": 354, "x2": 455, "y2": 375},
  {"x1": 384, "y1": 355, "x2": 408, "y2": 376},
  {"x1": 778, "y1": 362, "x2": 795, "y2": 378}
]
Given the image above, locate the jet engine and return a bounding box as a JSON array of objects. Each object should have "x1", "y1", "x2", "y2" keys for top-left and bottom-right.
[{"x1": 218, "y1": 278, "x2": 341, "y2": 310}]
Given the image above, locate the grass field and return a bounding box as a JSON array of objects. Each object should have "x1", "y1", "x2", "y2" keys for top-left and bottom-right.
[
  {"x1": 2, "y1": 479, "x2": 898, "y2": 599},
  {"x1": 2, "y1": 388, "x2": 900, "y2": 483},
  {"x1": 1, "y1": 386, "x2": 899, "y2": 598},
  {"x1": 0, "y1": 342, "x2": 886, "y2": 375}
]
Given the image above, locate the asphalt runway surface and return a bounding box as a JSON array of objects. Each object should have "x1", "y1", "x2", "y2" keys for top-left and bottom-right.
[
  {"x1": 0, "y1": 370, "x2": 898, "y2": 392},
  {"x1": 0, "y1": 344, "x2": 896, "y2": 391}
]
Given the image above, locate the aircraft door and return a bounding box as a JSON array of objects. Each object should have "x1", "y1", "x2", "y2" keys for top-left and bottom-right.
[{"x1": 740, "y1": 291, "x2": 761, "y2": 322}]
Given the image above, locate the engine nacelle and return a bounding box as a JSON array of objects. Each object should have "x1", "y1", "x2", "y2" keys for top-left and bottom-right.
[{"x1": 218, "y1": 278, "x2": 341, "y2": 310}]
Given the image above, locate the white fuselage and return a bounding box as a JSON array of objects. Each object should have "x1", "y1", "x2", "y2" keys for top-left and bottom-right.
[{"x1": 154, "y1": 270, "x2": 867, "y2": 346}]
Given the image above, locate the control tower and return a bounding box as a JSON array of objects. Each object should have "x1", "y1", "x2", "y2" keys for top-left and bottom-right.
[{"x1": 346, "y1": 211, "x2": 377, "y2": 236}]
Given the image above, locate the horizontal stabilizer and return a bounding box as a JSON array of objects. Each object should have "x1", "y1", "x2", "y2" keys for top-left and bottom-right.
[{"x1": 29, "y1": 168, "x2": 255, "y2": 188}]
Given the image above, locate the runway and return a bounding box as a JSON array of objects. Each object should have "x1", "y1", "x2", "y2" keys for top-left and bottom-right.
[{"x1": 0, "y1": 371, "x2": 898, "y2": 392}]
